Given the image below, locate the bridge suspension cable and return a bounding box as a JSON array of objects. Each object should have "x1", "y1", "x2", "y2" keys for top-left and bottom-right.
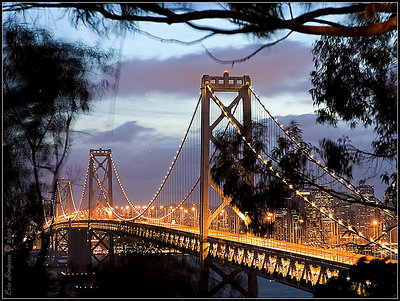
[
  {"x1": 102, "y1": 95, "x2": 202, "y2": 221},
  {"x1": 70, "y1": 159, "x2": 91, "y2": 221},
  {"x1": 206, "y1": 84, "x2": 397, "y2": 255},
  {"x1": 249, "y1": 85, "x2": 397, "y2": 220},
  {"x1": 109, "y1": 153, "x2": 140, "y2": 215},
  {"x1": 104, "y1": 98, "x2": 244, "y2": 223},
  {"x1": 102, "y1": 93, "x2": 246, "y2": 225}
]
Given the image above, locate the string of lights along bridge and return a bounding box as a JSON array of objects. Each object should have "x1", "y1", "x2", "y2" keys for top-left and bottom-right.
[{"x1": 49, "y1": 72, "x2": 397, "y2": 287}]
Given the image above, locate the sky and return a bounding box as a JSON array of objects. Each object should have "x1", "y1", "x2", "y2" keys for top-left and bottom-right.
[{"x1": 4, "y1": 3, "x2": 395, "y2": 204}]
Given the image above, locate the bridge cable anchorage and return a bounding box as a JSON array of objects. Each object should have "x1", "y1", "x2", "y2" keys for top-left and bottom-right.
[
  {"x1": 249, "y1": 85, "x2": 397, "y2": 220},
  {"x1": 206, "y1": 84, "x2": 397, "y2": 255}
]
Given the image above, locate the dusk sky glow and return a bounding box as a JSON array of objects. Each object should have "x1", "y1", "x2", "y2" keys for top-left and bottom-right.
[
  {"x1": 6, "y1": 3, "x2": 393, "y2": 203},
  {"x1": 3, "y1": 4, "x2": 398, "y2": 299}
]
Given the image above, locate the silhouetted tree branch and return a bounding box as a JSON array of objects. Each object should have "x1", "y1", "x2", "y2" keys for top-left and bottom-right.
[
  {"x1": 3, "y1": 3, "x2": 397, "y2": 37},
  {"x1": 3, "y1": 22, "x2": 115, "y2": 297},
  {"x1": 314, "y1": 257, "x2": 397, "y2": 297}
]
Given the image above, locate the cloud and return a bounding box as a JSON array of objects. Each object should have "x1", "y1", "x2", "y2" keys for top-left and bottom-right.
[
  {"x1": 113, "y1": 40, "x2": 313, "y2": 99},
  {"x1": 81, "y1": 121, "x2": 154, "y2": 145}
]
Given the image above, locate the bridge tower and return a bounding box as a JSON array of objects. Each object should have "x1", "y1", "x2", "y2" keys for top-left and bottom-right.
[
  {"x1": 87, "y1": 147, "x2": 115, "y2": 265},
  {"x1": 88, "y1": 148, "x2": 113, "y2": 220},
  {"x1": 55, "y1": 178, "x2": 75, "y2": 221},
  {"x1": 200, "y1": 72, "x2": 256, "y2": 296},
  {"x1": 53, "y1": 178, "x2": 75, "y2": 259}
]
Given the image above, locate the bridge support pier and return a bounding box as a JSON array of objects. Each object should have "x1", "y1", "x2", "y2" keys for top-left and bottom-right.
[
  {"x1": 247, "y1": 270, "x2": 258, "y2": 298},
  {"x1": 68, "y1": 228, "x2": 90, "y2": 268},
  {"x1": 199, "y1": 262, "x2": 210, "y2": 297}
]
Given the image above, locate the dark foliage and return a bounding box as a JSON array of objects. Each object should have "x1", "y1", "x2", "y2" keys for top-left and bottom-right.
[
  {"x1": 3, "y1": 22, "x2": 115, "y2": 297},
  {"x1": 211, "y1": 122, "x2": 313, "y2": 236},
  {"x1": 4, "y1": 252, "x2": 52, "y2": 298},
  {"x1": 310, "y1": 30, "x2": 397, "y2": 159},
  {"x1": 317, "y1": 136, "x2": 361, "y2": 180},
  {"x1": 314, "y1": 257, "x2": 397, "y2": 297},
  {"x1": 4, "y1": 3, "x2": 396, "y2": 38},
  {"x1": 227, "y1": 3, "x2": 285, "y2": 39},
  {"x1": 310, "y1": 15, "x2": 397, "y2": 206},
  {"x1": 271, "y1": 121, "x2": 315, "y2": 185}
]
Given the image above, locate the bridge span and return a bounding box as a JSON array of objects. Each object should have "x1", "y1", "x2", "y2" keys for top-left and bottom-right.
[{"x1": 51, "y1": 218, "x2": 366, "y2": 294}]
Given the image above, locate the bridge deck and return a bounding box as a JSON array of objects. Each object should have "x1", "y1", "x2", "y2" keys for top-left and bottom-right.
[
  {"x1": 142, "y1": 221, "x2": 364, "y2": 266},
  {"x1": 51, "y1": 219, "x2": 386, "y2": 267}
]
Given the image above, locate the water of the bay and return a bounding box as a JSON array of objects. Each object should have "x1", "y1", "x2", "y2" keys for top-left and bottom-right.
[{"x1": 258, "y1": 277, "x2": 313, "y2": 298}]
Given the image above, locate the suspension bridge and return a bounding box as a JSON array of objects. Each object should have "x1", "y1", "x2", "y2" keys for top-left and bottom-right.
[{"x1": 45, "y1": 72, "x2": 397, "y2": 297}]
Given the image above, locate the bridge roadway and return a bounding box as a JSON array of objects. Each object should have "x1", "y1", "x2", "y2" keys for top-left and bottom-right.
[
  {"x1": 163, "y1": 223, "x2": 362, "y2": 266},
  {"x1": 51, "y1": 218, "x2": 375, "y2": 292},
  {"x1": 53, "y1": 218, "x2": 363, "y2": 266}
]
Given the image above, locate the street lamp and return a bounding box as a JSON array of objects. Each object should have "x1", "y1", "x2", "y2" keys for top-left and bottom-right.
[
  {"x1": 387, "y1": 226, "x2": 397, "y2": 260},
  {"x1": 372, "y1": 220, "x2": 378, "y2": 257},
  {"x1": 299, "y1": 218, "x2": 304, "y2": 244},
  {"x1": 169, "y1": 206, "x2": 173, "y2": 223},
  {"x1": 184, "y1": 209, "x2": 188, "y2": 226},
  {"x1": 191, "y1": 207, "x2": 197, "y2": 227},
  {"x1": 180, "y1": 206, "x2": 184, "y2": 225}
]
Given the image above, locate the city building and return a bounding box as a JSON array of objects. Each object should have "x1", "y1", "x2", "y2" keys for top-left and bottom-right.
[
  {"x1": 353, "y1": 184, "x2": 381, "y2": 239},
  {"x1": 302, "y1": 187, "x2": 336, "y2": 248}
]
